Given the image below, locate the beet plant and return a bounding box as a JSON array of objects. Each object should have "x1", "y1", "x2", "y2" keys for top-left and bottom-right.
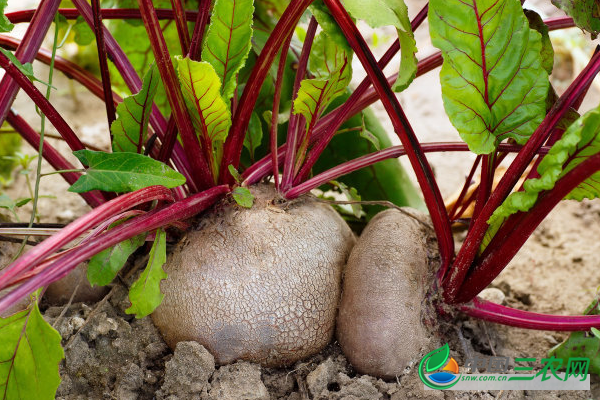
[{"x1": 0, "y1": 0, "x2": 599, "y2": 397}]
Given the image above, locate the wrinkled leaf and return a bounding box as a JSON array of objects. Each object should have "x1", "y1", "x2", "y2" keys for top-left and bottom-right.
[
  {"x1": 552, "y1": 0, "x2": 600, "y2": 39},
  {"x1": 243, "y1": 112, "x2": 263, "y2": 161},
  {"x1": 483, "y1": 105, "x2": 600, "y2": 249},
  {"x1": 524, "y1": 9, "x2": 554, "y2": 74},
  {"x1": 0, "y1": 0, "x2": 12, "y2": 33},
  {"x1": 112, "y1": 64, "x2": 159, "y2": 153},
  {"x1": 0, "y1": 293, "x2": 64, "y2": 400},
  {"x1": 202, "y1": 0, "x2": 254, "y2": 101},
  {"x1": 88, "y1": 232, "x2": 146, "y2": 286},
  {"x1": 126, "y1": 229, "x2": 167, "y2": 318},
  {"x1": 429, "y1": 0, "x2": 549, "y2": 154},
  {"x1": 232, "y1": 187, "x2": 254, "y2": 208},
  {"x1": 294, "y1": 32, "x2": 352, "y2": 132},
  {"x1": 68, "y1": 150, "x2": 186, "y2": 193},
  {"x1": 343, "y1": 0, "x2": 417, "y2": 92},
  {"x1": 177, "y1": 57, "x2": 232, "y2": 151}
]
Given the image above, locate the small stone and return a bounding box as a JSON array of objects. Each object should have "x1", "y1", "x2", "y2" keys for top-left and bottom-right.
[
  {"x1": 157, "y1": 341, "x2": 215, "y2": 400},
  {"x1": 333, "y1": 375, "x2": 381, "y2": 400},
  {"x1": 479, "y1": 288, "x2": 506, "y2": 305},
  {"x1": 208, "y1": 361, "x2": 269, "y2": 400},
  {"x1": 306, "y1": 357, "x2": 336, "y2": 397}
]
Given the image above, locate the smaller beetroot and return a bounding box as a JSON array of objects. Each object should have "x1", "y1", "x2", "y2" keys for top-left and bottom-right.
[{"x1": 336, "y1": 208, "x2": 437, "y2": 379}]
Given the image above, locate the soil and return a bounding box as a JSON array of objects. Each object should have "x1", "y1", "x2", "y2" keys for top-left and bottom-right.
[{"x1": 2, "y1": 0, "x2": 600, "y2": 398}]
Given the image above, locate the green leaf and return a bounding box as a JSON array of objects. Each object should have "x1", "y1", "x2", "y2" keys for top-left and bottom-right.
[
  {"x1": 424, "y1": 343, "x2": 450, "y2": 373},
  {"x1": 176, "y1": 56, "x2": 232, "y2": 165},
  {"x1": 294, "y1": 32, "x2": 352, "y2": 132},
  {"x1": 524, "y1": 9, "x2": 554, "y2": 74},
  {"x1": 359, "y1": 114, "x2": 380, "y2": 151},
  {"x1": 0, "y1": 131, "x2": 20, "y2": 178},
  {"x1": 111, "y1": 64, "x2": 160, "y2": 153},
  {"x1": 483, "y1": 105, "x2": 600, "y2": 249},
  {"x1": 73, "y1": 15, "x2": 95, "y2": 46},
  {"x1": 343, "y1": 0, "x2": 417, "y2": 92},
  {"x1": 68, "y1": 150, "x2": 186, "y2": 193},
  {"x1": 0, "y1": 0, "x2": 13, "y2": 33},
  {"x1": 308, "y1": 1, "x2": 348, "y2": 48},
  {"x1": 126, "y1": 229, "x2": 167, "y2": 318},
  {"x1": 0, "y1": 295, "x2": 64, "y2": 400},
  {"x1": 232, "y1": 187, "x2": 254, "y2": 208},
  {"x1": 552, "y1": 0, "x2": 600, "y2": 39},
  {"x1": 429, "y1": 0, "x2": 549, "y2": 154},
  {"x1": 546, "y1": 85, "x2": 580, "y2": 131},
  {"x1": 330, "y1": 180, "x2": 362, "y2": 218},
  {"x1": 228, "y1": 164, "x2": 243, "y2": 183},
  {"x1": 243, "y1": 112, "x2": 263, "y2": 161},
  {"x1": 202, "y1": 0, "x2": 254, "y2": 101},
  {"x1": 88, "y1": 233, "x2": 146, "y2": 287}
]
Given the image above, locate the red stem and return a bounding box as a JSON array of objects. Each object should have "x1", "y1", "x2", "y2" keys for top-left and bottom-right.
[
  {"x1": 0, "y1": 186, "x2": 174, "y2": 293},
  {"x1": 281, "y1": 17, "x2": 317, "y2": 192},
  {"x1": 271, "y1": 32, "x2": 294, "y2": 190},
  {"x1": 0, "y1": 34, "x2": 122, "y2": 106},
  {"x1": 285, "y1": 142, "x2": 542, "y2": 198},
  {"x1": 444, "y1": 49, "x2": 600, "y2": 302},
  {"x1": 6, "y1": 111, "x2": 105, "y2": 208},
  {"x1": 0, "y1": 186, "x2": 229, "y2": 315},
  {"x1": 0, "y1": 50, "x2": 87, "y2": 154},
  {"x1": 0, "y1": 0, "x2": 60, "y2": 125},
  {"x1": 188, "y1": 0, "x2": 211, "y2": 60},
  {"x1": 219, "y1": 0, "x2": 314, "y2": 184},
  {"x1": 294, "y1": 3, "x2": 430, "y2": 184},
  {"x1": 454, "y1": 151, "x2": 600, "y2": 303},
  {"x1": 170, "y1": 0, "x2": 191, "y2": 54},
  {"x1": 449, "y1": 155, "x2": 481, "y2": 221},
  {"x1": 91, "y1": 0, "x2": 117, "y2": 131},
  {"x1": 323, "y1": 0, "x2": 453, "y2": 277},
  {"x1": 6, "y1": 8, "x2": 200, "y2": 24},
  {"x1": 71, "y1": 0, "x2": 169, "y2": 138},
  {"x1": 137, "y1": 0, "x2": 215, "y2": 190},
  {"x1": 460, "y1": 297, "x2": 600, "y2": 331}
]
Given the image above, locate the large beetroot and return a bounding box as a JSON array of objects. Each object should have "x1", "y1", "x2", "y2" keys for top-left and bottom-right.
[{"x1": 152, "y1": 184, "x2": 355, "y2": 367}]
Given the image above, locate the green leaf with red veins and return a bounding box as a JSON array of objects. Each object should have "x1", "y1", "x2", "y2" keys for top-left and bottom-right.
[
  {"x1": 293, "y1": 32, "x2": 352, "y2": 134},
  {"x1": 482, "y1": 105, "x2": 600, "y2": 250},
  {"x1": 176, "y1": 56, "x2": 232, "y2": 174},
  {"x1": 111, "y1": 64, "x2": 159, "y2": 153},
  {"x1": 552, "y1": 0, "x2": 600, "y2": 39},
  {"x1": 202, "y1": 0, "x2": 254, "y2": 102},
  {"x1": 342, "y1": 0, "x2": 417, "y2": 92},
  {"x1": 429, "y1": 0, "x2": 549, "y2": 154},
  {"x1": 126, "y1": 229, "x2": 168, "y2": 318},
  {"x1": 0, "y1": 292, "x2": 64, "y2": 400}
]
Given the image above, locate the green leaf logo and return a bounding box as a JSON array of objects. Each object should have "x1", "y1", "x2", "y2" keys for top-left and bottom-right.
[{"x1": 419, "y1": 343, "x2": 460, "y2": 390}]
